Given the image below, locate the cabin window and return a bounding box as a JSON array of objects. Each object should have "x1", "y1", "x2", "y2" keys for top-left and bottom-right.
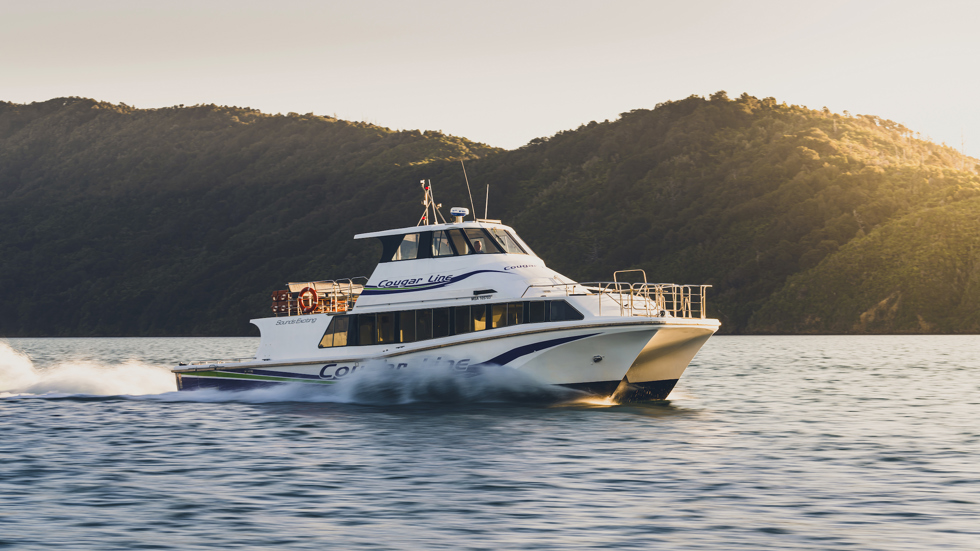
[
  {"x1": 391, "y1": 233, "x2": 421, "y2": 261},
  {"x1": 489, "y1": 228, "x2": 526, "y2": 254},
  {"x1": 340, "y1": 299, "x2": 585, "y2": 347},
  {"x1": 464, "y1": 228, "x2": 501, "y2": 254},
  {"x1": 416, "y1": 309, "x2": 433, "y2": 340},
  {"x1": 318, "y1": 315, "x2": 350, "y2": 348},
  {"x1": 378, "y1": 312, "x2": 395, "y2": 344},
  {"x1": 398, "y1": 310, "x2": 416, "y2": 343},
  {"x1": 490, "y1": 302, "x2": 525, "y2": 328},
  {"x1": 472, "y1": 304, "x2": 488, "y2": 331},
  {"x1": 454, "y1": 306, "x2": 472, "y2": 334},
  {"x1": 432, "y1": 230, "x2": 454, "y2": 257},
  {"x1": 358, "y1": 314, "x2": 377, "y2": 345},
  {"x1": 447, "y1": 229, "x2": 470, "y2": 255},
  {"x1": 527, "y1": 301, "x2": 546, "y2": 323},
  {"x1": 490, "y1": 304, "x2": 506, "y2": 328},
  {"x1": 507, "y1": 302, "x2": 524, "y2": 325},
  {"x1": 549, "y1": 300, "x2": 584, "y2": 322},
  {"x1": 433, "y1": 308, "x2": 451, "y2": 338}
]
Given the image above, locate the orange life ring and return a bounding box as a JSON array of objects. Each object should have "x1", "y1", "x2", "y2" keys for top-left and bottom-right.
[{"x1": 297, "y1": 287, "x2": 319, "y2": 314}]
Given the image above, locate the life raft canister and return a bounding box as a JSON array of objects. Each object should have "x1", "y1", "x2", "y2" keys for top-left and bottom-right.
[{"x1": 297, "y1": 287, "x2": 319, "y2": 314}]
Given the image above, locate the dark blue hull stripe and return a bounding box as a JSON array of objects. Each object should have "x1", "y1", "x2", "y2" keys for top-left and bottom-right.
[
  {"x1": 485, "y1": 333, "x2": 598, "y2": 366},
  {"x1": 179, "y1": 376, "x2": 679, "y2": 401},
  {"x1": 179, "y1": 376, "x2": 283, "y2": 392},
  {"x1": 247, "y1": 368, "x2": 323, "y2": 380},
  {"x1": 180, "y1": 333, "x2": 599, "y2": 391}
]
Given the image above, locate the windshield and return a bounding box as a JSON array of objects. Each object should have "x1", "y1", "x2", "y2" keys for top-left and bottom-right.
[
  {"x1": 488, "y1": 228, "x2": 526, "y2": 254},
  {"x1": 463, "y1": 228, "x2": 501, "y2": 254}
]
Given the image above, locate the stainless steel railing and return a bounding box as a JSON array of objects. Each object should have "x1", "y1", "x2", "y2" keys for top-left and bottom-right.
[
  {"x1": 522, "y1": 270, "x2": 710, "y2": 319},
  {"x1": 279, "y1": 276, "x2": 368, "y2": 316}
]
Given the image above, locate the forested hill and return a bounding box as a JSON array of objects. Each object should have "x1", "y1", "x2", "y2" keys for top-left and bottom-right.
[{"x1": 1, "y1": 93, "x2": 978, "y2": 336}]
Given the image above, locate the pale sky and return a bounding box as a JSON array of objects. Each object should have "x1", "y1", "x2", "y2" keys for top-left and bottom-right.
[{"x1": 2, "y1": 0, "x2": 978, "y2": 156}]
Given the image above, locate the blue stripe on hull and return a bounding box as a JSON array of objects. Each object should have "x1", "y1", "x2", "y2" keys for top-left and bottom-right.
[
  {"x1": 177, "y1": 374, "x2": 677, "y2": 401},
  {"x1": 178, "y1": 376, "x2": 286, "y2": 392},
  {"x1": 248, "y1": 368, "x2": 323, "y2": 380},
  {"x1": 485, "y1": 333, "x2": 597, "y2": 366}
]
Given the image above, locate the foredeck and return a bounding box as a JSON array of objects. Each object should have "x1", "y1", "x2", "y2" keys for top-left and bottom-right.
[{"x1": 522, "y1": 281, "x2": 711, "y2": 319}]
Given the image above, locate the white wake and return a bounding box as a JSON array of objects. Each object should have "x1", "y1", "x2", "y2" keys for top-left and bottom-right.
[
  {"x1": 152, "y1": 359, "x2": 585, "y2": 404},
  {"x1": 0, "y1": 341, "x2": 177, "y2": 397},
  {"x1": 0, "y1": 343, "x2": 590, "y2": 405}
]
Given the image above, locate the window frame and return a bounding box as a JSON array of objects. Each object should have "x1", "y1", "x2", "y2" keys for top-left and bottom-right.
[
  {"x1": 390, "y1": 233, "x2": 421, "y2": 262},
  {"x1": 318, "y1": 315, "x2": 352, "y2": 348}
]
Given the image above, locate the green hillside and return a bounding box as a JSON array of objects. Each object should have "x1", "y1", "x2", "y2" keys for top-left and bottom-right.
[
  {"x1": 0, "y1": 98, "x2": 499, "y2": 335},
  {"x1": 471, "y1": 92, "x2": 979, "y2": 332},
  {"x1": 749, "y1": 197, "x2": 980, "y2": 333},
  {"x1": 0, "y1": 93, "x2": 977, "y2": 336}
]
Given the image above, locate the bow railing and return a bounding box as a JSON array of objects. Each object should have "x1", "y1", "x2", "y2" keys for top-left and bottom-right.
[{"x1": 521, "y1": 270, "x2": 710, "y2": 319}]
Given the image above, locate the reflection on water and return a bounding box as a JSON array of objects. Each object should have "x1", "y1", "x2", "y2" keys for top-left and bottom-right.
[{"x1": 1, "y1": 335, "x2": 979, "y2": 550}]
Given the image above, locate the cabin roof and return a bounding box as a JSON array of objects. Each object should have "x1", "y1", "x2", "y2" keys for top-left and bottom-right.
[{"x1": 354, "y1": 220, "x2": 510, "y2": 240}]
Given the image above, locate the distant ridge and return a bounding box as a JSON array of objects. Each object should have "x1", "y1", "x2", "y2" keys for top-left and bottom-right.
[{"x1": 0, "y1": 93, "x2": 977, "y2": 335}]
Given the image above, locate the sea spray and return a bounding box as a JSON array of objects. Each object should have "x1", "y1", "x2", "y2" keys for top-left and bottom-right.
[
  {"x1": 1, "y1": 342, "x2": 588, "y2": 405},
  {"x1": 0, "y1": 341, "x2": 176, "y2": 397},
  {"x1": 153, "y1": 357, "x2": 586, "y2": 405},
  {"x1": 329, "y1": 358, "x2": 585, "y2": 405}
]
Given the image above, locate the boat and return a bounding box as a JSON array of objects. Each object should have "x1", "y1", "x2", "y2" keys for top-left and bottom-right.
[{"x1": 173, "y1": 181, "x2": 720, "y2": 401}]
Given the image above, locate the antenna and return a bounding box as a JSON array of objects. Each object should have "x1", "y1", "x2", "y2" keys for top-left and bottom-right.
[
  {"x1": 417, "y1": 180, "x2": 429, "y2": 226},
  {"x1": 417, "y1": 179, "x2": 446, "y2": 226},
  {"x1": 428, "y1": 180, "x2": 447, "y2": 224},
  {"x1": 460, "y1": 160, "x2": 477, "y2": 221},
  {"x1": 484, "y1": 183, "x2": 489, "y2": 219}
]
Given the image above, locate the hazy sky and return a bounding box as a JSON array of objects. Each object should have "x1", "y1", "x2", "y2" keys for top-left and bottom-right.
[{"x1": 2, "y1": 0, "x2": 978, "y2": 155}]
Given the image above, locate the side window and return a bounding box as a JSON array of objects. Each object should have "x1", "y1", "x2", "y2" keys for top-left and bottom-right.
[
  {"x1": 447, "y1": 229, "x2": 470, "y2": 255},
  {"x1": 454, "y1": 306, "x2": 472, "y2": 334},
  {"x1": 489, "y1": 228, "x2": 526, "y2": 254},
  {"x1": 318, "y1": 315, "x2": 350, "y2": 348},
  {"x1": 378, "y1": 312, "x2": 395, "y2": 344},
  {"x1": 527, "y1": 301, "x2": 546, "y2": 323},
  {"x1": 549, "y1": 300, "x2": 584, "y2": 322},
  {"x1": 489, "y1": 303, "x2": 524, "y2": 329},
  {"x1": 433, "y1": 308, "x2": 451, "y2": 338},
  {"x1": 472, "y1": 305, "x2": 488, "y2": 331},
  {"x1": 491, "y1": 304, "x2": 506, "y2": 328},
  {"x1": 507, "y1": 302, "x2": 524, "y2": 325},
  {"x1": 464, "y1": 228, "x2": 501, "y2": 254},
  {"x1": 391, "y1": 233, "x2": 420, "y2": 261},
  {"x1": 432, "y1": 231, "x2": 455, "y2": 257},
  {"x1": 358, "y1": 314, "x2": 377, "y2": 345},
  {"x1": 398, "y1": 310, "x2": 416, "y2": 343},
  {"x1": 416, "y1": 309, "x2": 433, "y2": 340}
]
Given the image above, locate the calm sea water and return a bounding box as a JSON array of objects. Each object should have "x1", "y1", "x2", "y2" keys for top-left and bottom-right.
[{"x1": 1, "y1": 336, "x2": 978, "y2": 550}]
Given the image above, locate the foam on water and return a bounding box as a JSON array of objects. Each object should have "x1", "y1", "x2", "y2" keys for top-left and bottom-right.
[
  {"x1": 151, "y1": 359, "x2": 587, "y2": 405},
  {"x1": 3, "y1": 336, "x2": 979, "y2": 550},
  {"x1": 0, "y1": 341, "x2": 177, "y2": 397},
  {"x1": 1, "y1": 342, "x2": 589, "y2": 405}
]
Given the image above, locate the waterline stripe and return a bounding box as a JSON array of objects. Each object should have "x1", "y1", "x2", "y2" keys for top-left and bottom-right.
[{"x1": 182, "y1": 371, "x2": 336, "y2": 385}]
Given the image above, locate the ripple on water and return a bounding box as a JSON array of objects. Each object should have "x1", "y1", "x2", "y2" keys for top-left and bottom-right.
[{"x1": 0, "y1": 336, "x2": 979, "y2": 549}]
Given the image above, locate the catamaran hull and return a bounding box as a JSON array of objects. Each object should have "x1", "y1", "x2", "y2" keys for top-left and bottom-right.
[
  {"x1": 611, "y1": 325, "x2": 717, "y2": 401},
  {"x1": 175, "y1": 322, "x2": 717, "y2": 401}
]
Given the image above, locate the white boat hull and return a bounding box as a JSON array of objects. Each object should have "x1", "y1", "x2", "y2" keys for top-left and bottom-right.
[{"x1": 175, "y1": 320, "x2": 717, "y2": 401}]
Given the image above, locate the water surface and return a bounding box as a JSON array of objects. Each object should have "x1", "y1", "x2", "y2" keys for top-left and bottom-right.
[{"x1": 1, "y1": 336, "x2": 978, "y2": 549}]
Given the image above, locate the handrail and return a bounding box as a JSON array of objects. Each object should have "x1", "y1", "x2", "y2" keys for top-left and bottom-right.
[
  {"x1": 521, "y1": 281, "x2": 711, "y2": 319},
  {"x1": 278, "y1": 276, "x2": 368, "y2": 316}
]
